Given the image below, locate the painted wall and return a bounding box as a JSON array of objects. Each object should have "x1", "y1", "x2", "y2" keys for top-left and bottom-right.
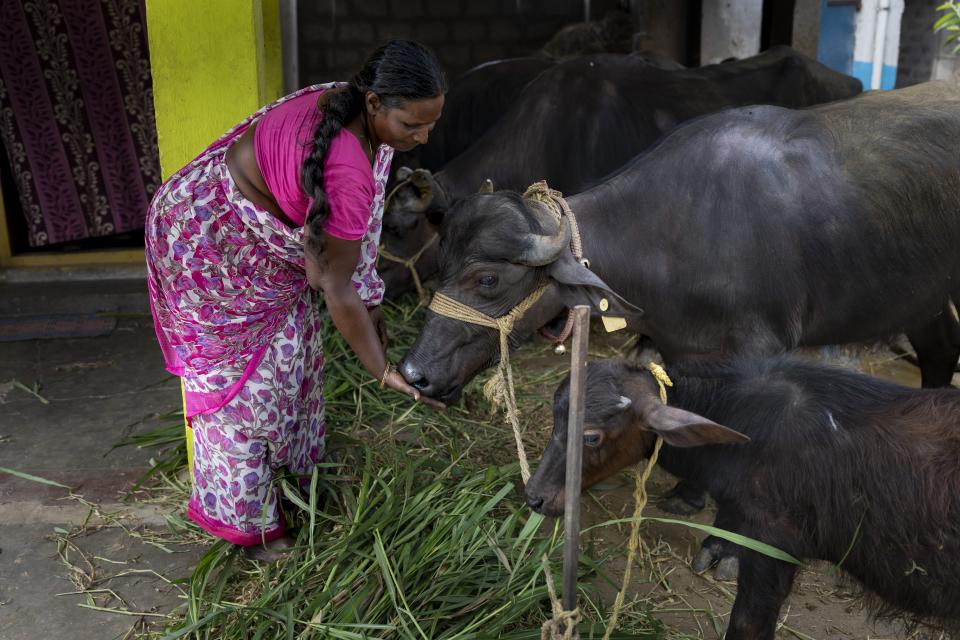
[
  {"x1": 818, "y1": 0, "x2": 856, "y2": 74},
  {"x1": 701, "y1": 0, "x2": 764, "y2": 64},
  {"x1": 897, "y1": 0, "x2": 940, "y2": 86},
  {"x1": 792, "y1": 0, "x2": 824, "y2": 59},
  {"x1": 146, "y1": 0, "x2": 283, "y2": 178},
  {"x1": 897, "y1": 0, "x2": 960, "y2": 87},
  {"x1": 298, "y1": 0, "x2": 603, "y2": 84},
  {"x1": 852, "y1": 0, "x2": 905, "y2": 89}
]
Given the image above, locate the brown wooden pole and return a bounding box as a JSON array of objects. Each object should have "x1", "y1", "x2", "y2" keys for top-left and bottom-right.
[{"x1": 562, "y1": 305, "x2": 591, "y2": 620}]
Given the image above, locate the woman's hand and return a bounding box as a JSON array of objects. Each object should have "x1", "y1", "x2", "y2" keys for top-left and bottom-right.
[
  {"x1": 383, "y1": 368, "x2": 446, "y2": 409},
  {"x1": 368, "y1": 306, "x2": 388, "y2": 352},
  {"x1": 307, "y1": 230, "x2": 444, "y2": 410}
]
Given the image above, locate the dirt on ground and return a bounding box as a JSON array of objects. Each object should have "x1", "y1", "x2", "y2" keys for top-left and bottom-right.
[{"x1": 514, "y1": 333, "x2": 953, "y2": 640}]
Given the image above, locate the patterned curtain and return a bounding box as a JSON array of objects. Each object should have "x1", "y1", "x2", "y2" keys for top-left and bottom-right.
[{"x1": 0, "y1": 0, "x2": 160, "y2": 248}]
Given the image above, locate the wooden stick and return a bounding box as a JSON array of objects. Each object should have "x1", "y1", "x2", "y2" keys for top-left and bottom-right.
[{"x1": 562, "y1": 305, "x2": 591, "y2": 618}]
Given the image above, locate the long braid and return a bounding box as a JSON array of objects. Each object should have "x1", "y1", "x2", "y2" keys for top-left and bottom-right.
[
  {"x1": 302, "y1": 85, "x2": 364, "y2": 262},
  {"x1": 299, "y1": 40, "x2": 446, "y2": 267}
]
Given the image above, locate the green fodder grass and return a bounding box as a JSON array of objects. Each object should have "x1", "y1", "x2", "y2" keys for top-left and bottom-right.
[
  {"x1": 159, "y1": 450, "x2": 662, "y2": 640},
  {"x1": 121, "y1": 300, "x2": 662, "y2": 639}
]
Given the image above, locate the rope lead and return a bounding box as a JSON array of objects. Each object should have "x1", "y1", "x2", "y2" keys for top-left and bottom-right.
[
  {"x1": 541, "y1": 555, "x2": 581, "y2": 640},
  {"x1": 429, "y1": 285, "x2": 549, "y2": 483},
  {"x1": 602, "y1": 362, "x2": 672, "y2": 640}
]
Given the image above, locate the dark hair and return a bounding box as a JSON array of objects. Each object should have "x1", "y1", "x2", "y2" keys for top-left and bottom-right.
[{"x1": 302, "y1": 40, "x2": 446, "y2": 246}]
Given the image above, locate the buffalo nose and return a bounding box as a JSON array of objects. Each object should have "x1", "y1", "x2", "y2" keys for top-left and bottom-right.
[
  {"x1": 400, "y1": 359, "x2": 430, "y2": 392},
  {"x1": 525, "y1": 494, "x2": 544, "y2": 512}
]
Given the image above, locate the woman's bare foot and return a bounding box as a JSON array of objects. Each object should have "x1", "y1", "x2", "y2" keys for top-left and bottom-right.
[{"x1": 242, "y1": 535, "x2": 297, "y2": 563}]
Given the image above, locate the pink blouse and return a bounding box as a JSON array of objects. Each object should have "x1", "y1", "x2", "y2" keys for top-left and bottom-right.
[{"x1": 254, "y1": 89, "x2": 373, "y2": 240}]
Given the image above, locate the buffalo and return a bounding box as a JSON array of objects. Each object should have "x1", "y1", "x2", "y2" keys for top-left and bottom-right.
[
  {"x1": 400, "y1": 82, "x2": 960, "y2": 407},
  {"x1": 525, "y1": 357, "x2": 960, "y2": 639},
  {"x1": 380, "y1": 46, "x2": 862, "y2": 298},
  {"x1": 390, "y1": 57, "x2": 554, "y2": 174}
]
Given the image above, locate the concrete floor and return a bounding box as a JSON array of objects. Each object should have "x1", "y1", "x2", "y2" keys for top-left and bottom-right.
[
  {"x1": 0, "y1": 276, "x2": 204, "y2": 640},
  {"x1": 0, "y1": 273, "x2": 941, "y2": 639}
]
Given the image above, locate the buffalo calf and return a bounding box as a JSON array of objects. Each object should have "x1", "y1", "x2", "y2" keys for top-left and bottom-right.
[{"x1": 526, "y1": 358, "x2": 960, "y2": 639}]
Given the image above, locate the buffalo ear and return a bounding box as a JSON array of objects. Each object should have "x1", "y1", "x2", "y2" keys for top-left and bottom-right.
[
  {"x1": 641, "y1": 403, "x2": 750, "y2": 448},
  {"x1": 395, "y1": 168, "x2": 449, "y2": 226},
  {"x1": 547, "y1": 253, "x2": 642, "y2": 319}
]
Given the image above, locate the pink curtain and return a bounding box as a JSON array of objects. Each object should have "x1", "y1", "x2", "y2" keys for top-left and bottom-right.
[{"x1": 0, "y1": 0, "x2": 160, "y2": 248}]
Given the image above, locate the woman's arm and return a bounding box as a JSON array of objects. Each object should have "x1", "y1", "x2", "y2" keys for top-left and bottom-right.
[{"x1": 306, "y1": 225, "x2": 443, "y2": 407}]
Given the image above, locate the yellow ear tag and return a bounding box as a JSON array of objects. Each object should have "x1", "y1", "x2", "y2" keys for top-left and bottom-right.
[
  {"x1": 601, "y1": 316, "x2": 627, "y2": 332},
  {"x1": 599, "y1": 298, "x2": 609, "y2": 312}
]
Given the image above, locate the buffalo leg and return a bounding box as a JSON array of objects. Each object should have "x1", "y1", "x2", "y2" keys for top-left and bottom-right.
[
  {"x1": 725, "y1": 549, "x2": 798, "y2": 640},
  {"x1": 692, "y1": 503, "x2": 744, "y2": 580},
  {"x1": 660, "y1": 479, "x2": 706, "y2": 515},
  {"x1": 626, "y1": 334, "x2": 661, "y2": 368},
  {"x1": 906, "y1": 302, "x2": 960, "y2": 388}
]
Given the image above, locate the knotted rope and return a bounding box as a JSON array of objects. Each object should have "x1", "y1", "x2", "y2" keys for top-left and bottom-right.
[
  {"x1": 427, "y1": 180, "x2": 581, "y2": 483},
  {"x1": 540, "y1": 555, "x2": 581, "y2": 640},
  {"x1": 602, "y1": 362, "x2": 672, "y2": 640},
  {"x1": 378, "y1": 233, "x2": 438, "y2": 304},
  {"x1": 428, "y1": 285, "x2": 549, "y2": 483},
  {"x1": 522, "y1": 182, "x2": 586, "y2": 354},
  {"x1": 377, "y1": 177, "x2": 438, "y2": 304}
]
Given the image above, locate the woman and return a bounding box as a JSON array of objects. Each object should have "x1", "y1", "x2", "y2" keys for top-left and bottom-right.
[{"x1": 145, "y1": 40, "x2": 446, "y2": 557}]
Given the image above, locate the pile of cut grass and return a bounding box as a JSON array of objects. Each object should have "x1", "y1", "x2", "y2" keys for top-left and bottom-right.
[
  {"x1": 121, "y1": 300, "x2": 663, "y2": 639},
  {"x1": 160, "y1": 448, "x2": 662, "y2": 639}
]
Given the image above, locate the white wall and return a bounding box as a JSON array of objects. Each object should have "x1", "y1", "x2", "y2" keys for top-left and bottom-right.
[
  {"x1": 853, "y1": 0, "x2": 905, "y2": 89},
  {"x1": 701, "y1": 0, "x2": 764, "y2": 64}
]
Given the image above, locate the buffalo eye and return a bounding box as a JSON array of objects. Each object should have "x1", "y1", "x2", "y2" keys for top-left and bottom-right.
[
  {"x1": 478, "y1": 274, "x2": 498, "y2": 288},
  {"x1": 583, "y1": 431, "x2": 603, "y2": 447}
]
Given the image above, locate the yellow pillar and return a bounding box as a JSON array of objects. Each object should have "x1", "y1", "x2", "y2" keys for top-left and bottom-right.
[
  {"x1": 147, "y1": 1, "x2": 283, "y2": 478},
  {"x1": 262, "y1": 0, "x2": 284, "y2": 103},
  {"x1": 145, "y1": 0, "x2": 284, "y2": 179}
]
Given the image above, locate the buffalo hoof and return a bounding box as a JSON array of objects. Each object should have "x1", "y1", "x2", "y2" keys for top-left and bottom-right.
[
  {"x1": 715, "y1": 556, "x2": 740, "y2": 581},
  {"x1": 691, "y1": 539, "x2": 739, "y2": 581},
  {"x1": 692, "y1": 544, "x2": 720, "y2": 574},
  {"x1": 660, "y1": 493, "x2": 706, "y2": 515},
  {"x1": 243, "y1": 535, "x2": 296, "y2": 563}
]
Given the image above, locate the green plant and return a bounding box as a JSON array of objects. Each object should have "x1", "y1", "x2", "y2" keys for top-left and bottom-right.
[{"x1": 935, "y1": 2, "x2": 960, "y2": 53}]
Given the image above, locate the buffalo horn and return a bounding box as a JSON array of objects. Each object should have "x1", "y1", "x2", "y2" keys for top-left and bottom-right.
[
  {"x1": 516, "y1": 214, "x2": 571, "y2": 266},
  {"x1": 407, "y1": 168, "x2": 435, "y2": 212}
]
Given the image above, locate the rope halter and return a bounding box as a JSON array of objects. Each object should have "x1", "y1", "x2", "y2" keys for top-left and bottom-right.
[
  {"x1": 429, "y1": 285, "x2": 549, "y2": 483},
  {"x1": 377, "y1": 176, "x2": 439, "y2": 304},
  {"x1": 425, "y1": 180, "x2": 585, "y2": 484},
  {"x1": 378, "y1": 233, "x2": 438, "y2": 304},
  {"x1": 425, "y1": 180, "x2": 579, "y2": 484}
]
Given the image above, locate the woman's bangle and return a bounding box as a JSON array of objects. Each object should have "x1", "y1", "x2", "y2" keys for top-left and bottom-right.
[{"x1": 379, "y1": 362, "x2": 393, "y2": 389}]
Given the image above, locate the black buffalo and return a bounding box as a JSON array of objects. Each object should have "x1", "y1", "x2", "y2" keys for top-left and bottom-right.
[
  {"x1": 400, "y1": 82, "x2": 960, "y2": 405},
  {"x1": 380, "y1": 46, "x2": 862, "y2": 298},
  {"x1": 526, "y1": 357, "x2": 960, "y2": 639},
  {"x1": 391, "y1": 57, "x2": 554, "y2": 174}
]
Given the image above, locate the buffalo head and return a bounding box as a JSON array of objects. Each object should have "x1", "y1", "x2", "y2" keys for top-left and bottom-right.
[
  {"x1": 399, "y1": 191, "x2": 637, "y2": 404},
  {"x1": 524, "y1": 360, "x2": 749, "y2": 517},
  {"x1": 380, "y1": 167, "x2": 448, "y2": 297},
  {"x1": 380, "y1": 169, "x2": 497, "y2": 298}
]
